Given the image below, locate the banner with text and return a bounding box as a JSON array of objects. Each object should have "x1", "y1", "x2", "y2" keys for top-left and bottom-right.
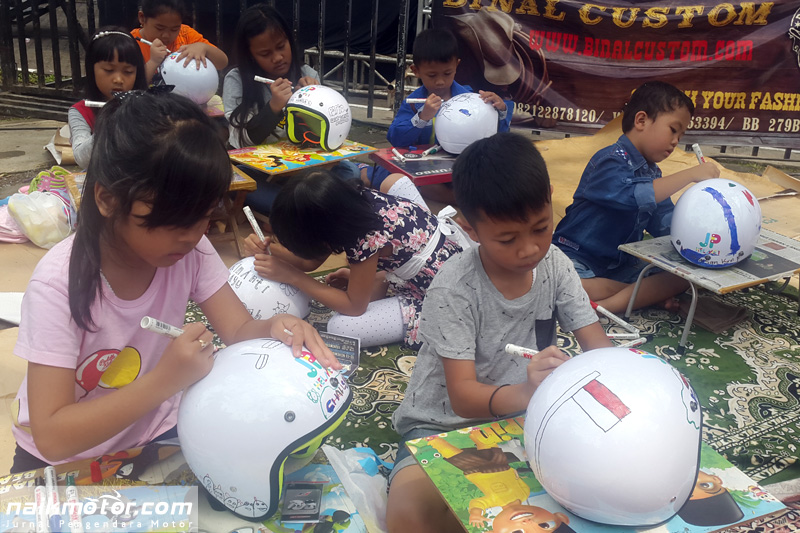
[{"x1": 433, "y1": 1, "x2": 800, "y2": 147}]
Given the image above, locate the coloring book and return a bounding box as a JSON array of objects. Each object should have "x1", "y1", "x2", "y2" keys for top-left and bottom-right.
[
  {"x1": 408, "y1": 417, "x2": 785, "y2": 533},
  {"x1": 228, "y1": 140, "x2": 376, "y2": 175}
]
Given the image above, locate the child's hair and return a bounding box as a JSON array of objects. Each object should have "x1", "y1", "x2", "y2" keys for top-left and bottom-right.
[
  {"x1": 140, "y1": 0, "x2": 186, "y2": 19},
  {"x1": 412, "y1": 28, "x2": 459, "y2": 65},
  {"x1": 270, "y1": 169, "x2": 382, "y2": 260},
  {"x1": 84, "y1": 27, "x2": 147, "y2": 101},
  {"x1": 622, "y1": 81, "x2": 695, "y2": 132},
  {"x1": 229, "y1": 3, "x2": 304, "y2": 147},
  {"x1": 453, "y1": 132, "x2": 551, "y2": 224},
  {"x1": 68, "y1": 91, "x2": 231, "y2": 330}
]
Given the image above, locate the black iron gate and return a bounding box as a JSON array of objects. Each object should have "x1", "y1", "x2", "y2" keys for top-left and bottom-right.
[{"x1": 0, "y1": 0, "x2": 417, "y2": 120}]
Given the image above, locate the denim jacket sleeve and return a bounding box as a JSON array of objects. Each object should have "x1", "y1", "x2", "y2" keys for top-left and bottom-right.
[{"x1": 580, "y1": 150, "x2": 660, "y2": 213}]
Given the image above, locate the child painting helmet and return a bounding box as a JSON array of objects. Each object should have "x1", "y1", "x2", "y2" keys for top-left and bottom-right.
[
  {"x1": 158, "y1": 52, "x2": 219, "y2": 105},
  {"x1": 286, "y1": 85, "x2": 352, "y2": 151},
  {"x1": 228, "y1": 256, "x2": 310, "y2": 320},
  {"x1": 178, "y1": 338, "x2": 351, "y2": 520}
]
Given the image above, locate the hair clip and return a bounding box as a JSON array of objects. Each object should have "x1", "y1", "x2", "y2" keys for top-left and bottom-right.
[{"x1": 93, "y1": 30, "x2": 134, "y2": 41}]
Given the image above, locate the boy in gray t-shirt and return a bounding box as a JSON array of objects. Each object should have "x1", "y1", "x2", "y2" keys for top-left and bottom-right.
[{"x1": 386, "y1": 132, "x2": 613, "y2": 533}]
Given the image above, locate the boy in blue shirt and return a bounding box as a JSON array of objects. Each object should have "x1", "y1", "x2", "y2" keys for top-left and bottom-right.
[
  {"x1": 553, "y1": 81, "x2": 719, "y2": 313},
  {"x1": 366, "y1": 28, "x2": 513, "y2": 196},
  {"x1": 386, "y1": 132, "x2": 611, "y2": 533}
]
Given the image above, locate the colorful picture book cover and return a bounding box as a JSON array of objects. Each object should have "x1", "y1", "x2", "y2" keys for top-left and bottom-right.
[
  {"x1": 408, "y1": 417, "x2": 785, "y2": 533},
  {"x1": 228, "y1": 140, "x2": 376, "y2": 175}
]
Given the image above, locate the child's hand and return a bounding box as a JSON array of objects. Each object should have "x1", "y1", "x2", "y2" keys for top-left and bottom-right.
[
  {"x1": 269, "y1": 314, "x2": 342, "y2": 369},
  {"x1": 252, "y1": 253, "x2": 302, "y2": 285},
  {"x1": 526, "y1": 345, "x2": 569, "y2": 390},
  {"x1": 297, "y1": 76, "x2": 319, "y2": 88},
  {"x1": 149, "y1": 38, "x2": 170, "y2": 65},
  {"x1": 269, "y1": 78, "x2": 294, "y2": 112},
  {"x1": 691, "y1": 161, "x2": 720, "y2": 182},
  {"x1": 244, "y1": 233, "x2": 269, "y2": 257},
  {"x1": 324, "y1": 267, "x2": 350, "y2": 290},
  {"x1": 479, "y1": 90, "x2": 507, "y2": 112},
  {"x1": 177, "y1": 43, "x2": 208, "y2": 69},
  {"x1": 419, "y1": 94, "x2": 443, "y2": 122},
  {"x1": 154, "y1": 322, "x2": 215, "y2": 391}
]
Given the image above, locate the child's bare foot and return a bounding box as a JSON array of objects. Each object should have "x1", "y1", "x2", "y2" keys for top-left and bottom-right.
[{"x1": 661, "y1": 297, "x2": 681, "y2": 312}]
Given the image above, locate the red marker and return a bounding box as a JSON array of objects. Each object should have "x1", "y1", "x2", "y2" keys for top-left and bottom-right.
[{"x1": 504, "y1": 343, "x2": 538, "y2": 359}]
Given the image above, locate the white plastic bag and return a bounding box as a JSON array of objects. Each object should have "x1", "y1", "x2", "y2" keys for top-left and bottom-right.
[
  {"x1": 322, "y1": 444, "x2": 390, "y2": 533},
  {"x1": 8, "y1": 191, "x2": 73, "y2": 249}
]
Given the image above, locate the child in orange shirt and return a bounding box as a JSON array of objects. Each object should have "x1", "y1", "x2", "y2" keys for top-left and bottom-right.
[{"x1": 131, "y1": 0, "x2": 227, "y2": 83}]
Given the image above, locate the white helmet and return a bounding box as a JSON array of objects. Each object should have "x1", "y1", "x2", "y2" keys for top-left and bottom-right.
[
  {"x1": 178, "y1": 338, "x2": 351, "y2": 520},
  {"x1": 286, "y1": 85, "x2": 351, "y2": 151},
  {"x1": 228, "y1": 257, "x2": 310, "y2": 319},
  {"x1": 158, "y1": 52, "x2": 219, "y2": 105},
  {"x1": 434, "y1": 92, "x2": 498, "y2": 154},
  {"x1": 524, "y1": 347, "x2": 702, "y2": 526},
  {"x1": 671, "y1": 178, "x2": 761, "y2": 268}
]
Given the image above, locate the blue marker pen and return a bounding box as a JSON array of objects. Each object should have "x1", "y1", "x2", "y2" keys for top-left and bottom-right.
[{"x1": 44, "y1": 466, "x2": 63, "y2": 533}]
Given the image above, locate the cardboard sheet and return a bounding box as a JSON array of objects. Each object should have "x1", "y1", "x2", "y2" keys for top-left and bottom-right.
[{"x1": 534, "y1": 117, "x2": 800, "y2": 238}]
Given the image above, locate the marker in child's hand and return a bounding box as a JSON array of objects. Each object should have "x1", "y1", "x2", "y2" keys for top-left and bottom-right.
[
  {"x1": 406, "y1": 98, "x2": 427, "y2": 104},
  {"x1": 141, "y1": 316, "x2": 215, "y2": 351},
  {"x1": 136, "y1": 37, "x2": 171, "y2": 54},
  {"x1": 284, "y1": 328, "x2": 294, "y2": 337},
  {"x1": 243, "y1": 206, "x2": 271, "y2": 255},
  {"x1": 254, "y1": 75, "x2": 294, "y2": 90},
  {"x1": 391, "y1": 147, "x2": 407, "y2": 163},
  {"x1": 692, "y1": 143, "x2": 706, "y2": 164},
  {"x1": 505, "y1": 343, "x2": 538, "y2": 359},
  {"x1": 140, "y1": 316, "x2": 184, "y2": 339}
]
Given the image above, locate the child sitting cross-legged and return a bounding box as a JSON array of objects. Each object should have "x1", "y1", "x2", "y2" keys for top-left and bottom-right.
[
  {"x1": 553, "y1": 81, "x2": 720, "y2": 313},
  {"x1": 386, "y1": 132, "x2": 613, "y2": 533}
]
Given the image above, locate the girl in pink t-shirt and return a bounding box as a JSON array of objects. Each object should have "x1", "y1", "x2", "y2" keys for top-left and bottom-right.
[{"x1": 11, "y1": 91, "x2": 340, "y2": 472}]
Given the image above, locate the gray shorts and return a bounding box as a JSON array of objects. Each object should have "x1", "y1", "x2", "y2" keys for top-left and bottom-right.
[{"x1": 388, "y1": 427, "x2": 442, "y2": 486}]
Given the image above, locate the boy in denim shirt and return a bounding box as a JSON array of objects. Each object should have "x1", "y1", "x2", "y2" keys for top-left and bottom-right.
[{"x1": 553, "y1": 81, "x2": 719, "y2": 313}]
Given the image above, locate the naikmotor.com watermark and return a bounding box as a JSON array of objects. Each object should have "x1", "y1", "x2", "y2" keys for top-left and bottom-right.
[{"x1": 2, "y1": 485, "x2": 198, "y2": 532}]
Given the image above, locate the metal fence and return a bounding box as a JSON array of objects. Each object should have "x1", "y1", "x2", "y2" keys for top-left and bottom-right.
[{"x1": 0, "y1": 0, "x2": 428, "y2": 119}]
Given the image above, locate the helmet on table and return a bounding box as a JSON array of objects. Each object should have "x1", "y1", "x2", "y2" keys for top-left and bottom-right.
[
  {"x1": 671, "y1": 178, "x2": 761, "y2": 268},
  {"x1": 178, "y1": 338, "x2": 351, "y2": 520},
  {"x1": 524, "y1": 347, "x2": 702, "y2": 526},
  {"x1": 157, "y1": 52, "x2": 219, "y2": 105},
  {"x1": 228, "y1": 257, "x2": 310, "y2": 319},
  {"x1": 286, "y1": 85, "x2": 352, "y2": 151},
  {"x1": 434, "y1": 92, "x2": 498, "y2": 154}
]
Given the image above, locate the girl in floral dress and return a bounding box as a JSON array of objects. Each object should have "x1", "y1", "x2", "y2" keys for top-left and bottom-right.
[{"x1": 243, "y1": 170, "x2": 467, "y2": 349}]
